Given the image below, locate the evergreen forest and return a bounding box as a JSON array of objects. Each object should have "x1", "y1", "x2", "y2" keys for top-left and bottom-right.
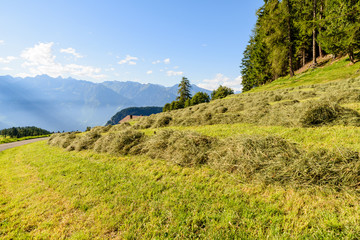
[
  {"x1": 241, "y1": 0, "x2": 360, "y2": 91},
  {"x1": 0, "y1": 126, "x2": 51, "y2": 138}
]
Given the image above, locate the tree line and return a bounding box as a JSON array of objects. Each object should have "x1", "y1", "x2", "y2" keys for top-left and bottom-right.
[
  {"x1": 241, "y1": 0, "x2": 360, "y2": 91},
  {"x1": 0, "y1": 126, "x2": 50, "y2": 138},
  {"x1": 163, "y1": 77, "x2": 234, "y2": 112}
]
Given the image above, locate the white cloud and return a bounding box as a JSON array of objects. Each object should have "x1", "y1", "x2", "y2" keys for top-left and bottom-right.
[
  {"x1": 198, "y1": 73, "x2": 243, "y2": 91},
  {"x1": 21, "y1": 42, "x2": 55, "y2": 66},
  {"x1": 18, "y1": 42, "x2": 105, "y2": 80},
  {"x1": 1, "y1": 67, "x2": 13, "y2": 71},
  {"x1": 152, "y1": 58, "x2": 170, "y2": 64},
  {"x1": 64, "y1": 64, "x2": 103, "y2": 78},
  {"x1": 0, "y1": 40, "x2": 4, "y2": 45},
  {"x1": 167, "y1": 70, "x2": 183, "y2": 76},
  {"x1": 60, "y1": 47, "x2": 83, "y2": 58},
  {"x1": 118, "y1": 55, "x2": 138, "y2": 65},
  {"x1": 0, "y1": 56, "x2": 17, "y2": 63},
  {"x1": 105, "y1": 67, "x2": 115, "y2": 72},
  {"x1": 146, "y1": 70, "x2": 153, "y2": 74}
]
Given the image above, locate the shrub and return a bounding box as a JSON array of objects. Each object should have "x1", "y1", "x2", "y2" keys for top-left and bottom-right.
[
  {"x1": 163, "y1": 103, "x2": 171, "y2": 112},
  {"x1": 211, "y1": 85, "x2": 234, "y2": 100},
  {"x1": 190, "y1": 92, "x2": 210, "y2": 106}
]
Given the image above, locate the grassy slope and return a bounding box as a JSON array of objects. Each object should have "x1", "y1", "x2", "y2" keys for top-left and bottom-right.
[
  {"x1": 2, "y1": 57, "x2": 360, "y2": 238},
  {"x1": 165, "y1": 123, "x2": 360, "y2": 151},
  {"x1": 1, "y1": 141, "x2": 360, "y2": 239},
  {"x1": 0, "y1": 135, "x2": 51, "y2": 144},
  {"x1": 249, "y1": 56, "x2": 360, "y2": 92}
]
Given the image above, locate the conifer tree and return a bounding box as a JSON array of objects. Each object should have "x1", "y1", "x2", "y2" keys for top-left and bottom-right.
[
  {"x1": 312, "y1": 0, "x2": 318, "y2": 65},
  {"x1": 293, "y1": 0, "x2": 313, "y2": 67},
  {"x1": 318, "y1": 0, "x2": 360, "y2": 63},
  {"x1": 240, "y1": 0, "x2": 359, "y2": 91},
  {"x1": 177, "y1": 77, "x2": 192, "y2": 103}
]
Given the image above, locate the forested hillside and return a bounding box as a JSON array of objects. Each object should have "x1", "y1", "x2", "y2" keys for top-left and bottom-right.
[
  {"x1": 241, "y1": 0, "x2": 360, "y2": 91},
  {"x1": 105, "y1": 107, "x2": 163, "y2": 126},
  {"x1": 0, "y1": 126, "x2": 50, "y2": 138}
]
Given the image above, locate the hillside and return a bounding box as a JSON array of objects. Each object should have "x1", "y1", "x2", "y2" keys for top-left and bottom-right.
[
  {"x1": 0, "y1": 75, "x2": 210, "y2": 132},
  {"x1": 3, "y1": 58, "x2": 360, "y2": 238},
  {"x1": 105, "y1": 106, "x2": 163, "y2": 126}
]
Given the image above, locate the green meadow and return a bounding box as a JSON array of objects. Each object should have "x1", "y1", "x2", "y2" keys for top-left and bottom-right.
[
  {"x1": 1, "y1": 141, "x2": 360, "y2": 239},
  {"x1": 0, "y1": 135, "x2": 50, "y2": 144},
  {"x1": 2, "y1": 57, "x2": 360, "y2": 238}
]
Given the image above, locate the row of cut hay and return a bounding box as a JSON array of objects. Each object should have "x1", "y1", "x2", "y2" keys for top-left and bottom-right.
[
  {"x1": 127, "y1": 77, "x2": 360, "y2": 130},
  {"x1": 211, "y1": 136, "x2": 360, "y2": 189},
  {"x1": 132, "y1": 99, "x2": 360, "y2": 129},
  {"x1": 48, "y1": 129, "x2": 360, "y2": 191}
]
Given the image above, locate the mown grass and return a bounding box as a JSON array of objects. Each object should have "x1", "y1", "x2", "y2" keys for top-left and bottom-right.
[
  {"x1": 163, "y1": 123, "x2": 360, "y2": 151},
  {"x1": 0, "y1": 135, "x2": 51, "y2": 144},
  {"x1": 248, "y1": 56, "x2": 360, "y2": 93},
  {"x1": 3, "y1": 55, "x2": 360, "y2": 239},
  {"x1": 1, "y1": 141, "x2": 360, "y2": 239}
]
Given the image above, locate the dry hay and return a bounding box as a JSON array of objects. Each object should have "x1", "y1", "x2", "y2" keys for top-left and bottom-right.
[
  {"x1": 139, "y1": 129, "x2": 214, "y2": 166},
  {"x1": 49, "y1": 129, "x2": 360, "y2": 191},
  {"x1": 66, "y1": 131, "x2": 101, "y2": 151},
  {"x1": 48, "y1": 132, "x2": 78, "y2": 149},
  {"x1": 93, "y1": 129, "x2": 144, "y2": 155},
  {"x1": 300, "y1": 102, "x2": 360, "y2": 127}
]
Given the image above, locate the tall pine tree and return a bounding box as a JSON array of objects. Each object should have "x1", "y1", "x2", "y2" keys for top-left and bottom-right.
[
  {"x1": 319, "y1": 0, "x2": 360, "y2": 63},
  {"x1": 177, "y1": 77, "x2": 192, "y2": 103}
]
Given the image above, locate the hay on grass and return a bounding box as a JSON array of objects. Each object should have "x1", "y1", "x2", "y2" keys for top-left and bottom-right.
[
  {"x1": 300, "y1": 102, "x2": 360, "y2": 127},
  {"x1": 300, "y1": 148, "x2": 360, "y2": 189},
  {"x1": 140, "y1": 129, "x2": 214, "y2": 166},
  {"x1": 109, "y1": 122, "x2": 132, "y2": 132},
  {"x1": 93, "y1": 129, "x2": 144, "y2": 155},
  {"x1": 209, "y1": 135, "x2": 360, "y2": 190},
  {"x1": 48, "y1": 132, "x2": 77, "y2": 148},
  {"x1": 154, "y1": 115, "x2": 172, "y2": 128},
  {"x1": 209, "y1": 135, "x2": 301, "y2": 182},
  {"x1": 49, "y1": 128, "x2": 360, "y2": 191},
  {"x1": 67, "y1": 131, "x2": 101, "y2": 151},
  {"x1": 134, "y1": 115, "x2": 155, "y2": 129}
]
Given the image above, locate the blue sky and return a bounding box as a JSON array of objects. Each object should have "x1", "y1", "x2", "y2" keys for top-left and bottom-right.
[{"x1": 0, "y1": 0, "x2": 263, "y2": 91}]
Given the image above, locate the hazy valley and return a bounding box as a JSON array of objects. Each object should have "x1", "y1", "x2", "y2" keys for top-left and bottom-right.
[{"x1": 0, "y1": 75, "x2": 210, "y2": 132}]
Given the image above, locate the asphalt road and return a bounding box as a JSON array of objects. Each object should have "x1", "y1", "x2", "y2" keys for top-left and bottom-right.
[{"x1": 0, "y1": 137, "x2": 49, "y2": 152}]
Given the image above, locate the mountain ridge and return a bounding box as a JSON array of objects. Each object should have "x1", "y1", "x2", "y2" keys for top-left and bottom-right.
[{"x1": 0, "y1": 74, "x2": 211, "y2": 132}]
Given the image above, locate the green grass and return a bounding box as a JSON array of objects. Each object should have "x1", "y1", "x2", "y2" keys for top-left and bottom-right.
[
  {"x1": 1, "y1": 141, "x2": 360, "y2": 239},
  {"x1": 248, "y1": 56, "x2": 360, "y2": 93},
  {"x1": 162, "y1": 123, "x2": 360, "y2": 151},
  {"x1": 3, "y1": 55, "x2": 360, "y2": 238},
  {"x1": 0, "y1": 135, "x2": 51, "y2": 144}
]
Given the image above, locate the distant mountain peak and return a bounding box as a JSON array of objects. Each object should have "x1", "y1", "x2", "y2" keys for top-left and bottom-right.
[{"x1": 0, "y1": 75, "x2": 211, "y2": 132}]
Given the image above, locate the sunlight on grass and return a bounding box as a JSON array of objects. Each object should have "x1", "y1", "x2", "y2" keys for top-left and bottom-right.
[
  {"x1": 1, "y1": 141, "x2": 360, "y2": 238},
  {"x1": 248, "y1": 57, "x2": 360, "y2": 93},
  {"x1": 0, "y1": 135, "x2": 50, "y2": 144},
  {"x1": 164, "y1": 123, "x2": 360, "y2": 151}
]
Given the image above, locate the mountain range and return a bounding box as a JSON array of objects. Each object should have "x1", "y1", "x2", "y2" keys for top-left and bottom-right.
[{"x1": 0, "y1": 75, "x2": 211, "y2": 132}]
